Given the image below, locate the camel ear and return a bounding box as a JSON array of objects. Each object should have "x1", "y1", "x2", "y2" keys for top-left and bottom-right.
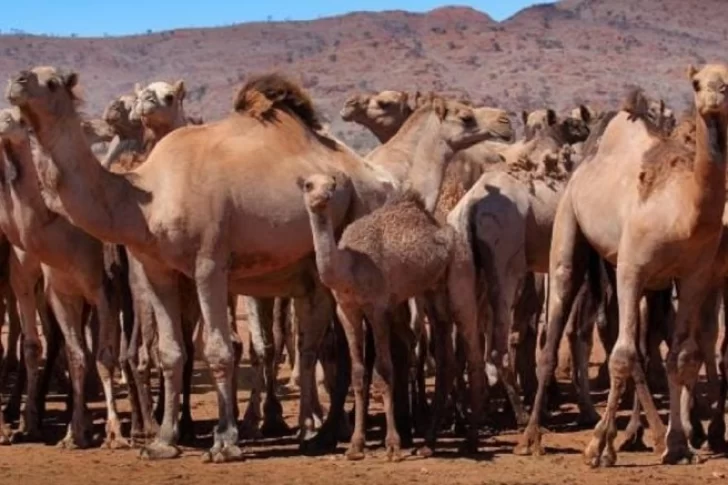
[
  {"x1": 521, "y1": 110, "x2": 529, "y2": 126},
  {"x1": 62, "y1": 70, "x2": 79, "y2": 89},
  {"x1": 659, "y1": 99, "x2": 666, "y2": 115},
  {"x1": 173, "y1": 80, "x2": 186, "y2": 101},
  {"x1": 579, "y1": 105, "x2": 591, "y2": 124},
  {"x1": 295, "y1": 176, "x2": 307, "y2": 191},
  {"x1": 546, "y1": 109, "x2": 557, "y2": 126},
  {"x1": 134, "y1": 83, "x2": 143, "y2": 96},
  {"x1": 687, "y1": 64, "x2": 698, "y2": 80}
]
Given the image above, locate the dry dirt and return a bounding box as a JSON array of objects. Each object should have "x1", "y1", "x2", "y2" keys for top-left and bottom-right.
[{"x1": 1, "y1": 313, "x2": 727, "y2": 485}]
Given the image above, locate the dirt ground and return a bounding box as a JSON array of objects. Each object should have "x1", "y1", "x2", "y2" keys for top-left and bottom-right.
[{"x1": 1, "y1": 313, "x2": 727, "y2": 485}]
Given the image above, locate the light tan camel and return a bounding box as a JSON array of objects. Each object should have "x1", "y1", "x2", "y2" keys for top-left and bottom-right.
[
  {"x1": 300, "y1": 173, "x2": 485, "y2": 460},
  {"x1": 0, "y1": 107, "x2": 126, "y2": 449},
  {"x1": 517, "y1": 64, "x2": 728, "y2": 467},
  {"x1": 5, "y1": 67, "x2": 505, "y2": 461}
]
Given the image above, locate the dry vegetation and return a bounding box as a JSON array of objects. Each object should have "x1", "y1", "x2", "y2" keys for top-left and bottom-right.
[{"x1": 0, "y1": 0, "x2": 725, "y2": 152}]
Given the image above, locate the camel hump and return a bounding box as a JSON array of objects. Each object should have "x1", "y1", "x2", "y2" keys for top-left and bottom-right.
[{"x1": 233, "y1": 72, "x2": 322, "y2": 130}]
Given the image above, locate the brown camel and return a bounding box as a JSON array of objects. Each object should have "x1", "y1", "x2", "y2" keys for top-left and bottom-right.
[
  {"x1": 517, "y1": 64, "x2": 728, "y2": 467},
  {"x1": 302, "y1": 93, "x2": 497, "y2": 459},
  {"x1": 0, "y1": 107, "x2": 126, "y2": 449},
  {"x1": 300, "y1": 174, "x2": 485, "y2": 460},
  {"x1": 5, "y1": 67, "x2": 506, "y2": 461}
]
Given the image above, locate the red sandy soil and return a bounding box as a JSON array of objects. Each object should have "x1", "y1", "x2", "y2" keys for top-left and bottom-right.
[{"x1": 1, "y1": 314, "x2": 727, "y2": 485}]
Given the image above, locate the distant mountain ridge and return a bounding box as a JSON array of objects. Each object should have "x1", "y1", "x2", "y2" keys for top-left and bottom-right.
[{"x1": 1, "y1": 0, "x2": 725, "y2": 152}]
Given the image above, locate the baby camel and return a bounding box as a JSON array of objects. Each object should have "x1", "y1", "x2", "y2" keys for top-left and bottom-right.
[{"x1": 300, "y1": 175, "x2": 485, "y2": 460}]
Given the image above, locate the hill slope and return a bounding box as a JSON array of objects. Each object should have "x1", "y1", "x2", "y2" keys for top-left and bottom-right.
[{"x1": 1, "y1": 0, "x2": 725, "y2": 151}]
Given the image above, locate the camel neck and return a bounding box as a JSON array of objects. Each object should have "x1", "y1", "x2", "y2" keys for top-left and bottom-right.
[
  {"x1": 1, "y1": 137, "x2": 57, "y2": 228},
  {"x1": 693, "y1": 112, "x2": 728, "y2": 208},
  {"x1": 307, "y1": 209, "x2": 348, "y2": 290},
  {"x1": 369, "y1": 109, "x2": 452, "y2": 212},
  {"x1": 24, "y1": 108, "x2": 150, "y2": 247}
]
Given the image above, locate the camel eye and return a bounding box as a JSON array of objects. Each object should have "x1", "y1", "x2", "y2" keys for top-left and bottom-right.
[
  {"x1": 304, "y1": 181, "x2": 313, "y2": 191},
  {"x1": 377, "y1": 100, "x2": 392, "y2": 108},
  {"x1": 163, "y1": 94, "x2": 174, "y2": 104},
  {"x1": 692, "y1": 79, "x2": 701, "y2": 92},
  {"x1": 461, "y1": 114, "x2": 475, "y2": 126}
]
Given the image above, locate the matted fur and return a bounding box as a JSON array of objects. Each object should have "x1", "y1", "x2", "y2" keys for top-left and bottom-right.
[
  {"x1": 637, "y1": 129, "x2": 695, "y2": 201},
  {"x1": 621, "y1": 87, "x2": 670, "y2": 138},
  {"x1": 233, "y1": 72, "x2": 323, "y2": 130}
]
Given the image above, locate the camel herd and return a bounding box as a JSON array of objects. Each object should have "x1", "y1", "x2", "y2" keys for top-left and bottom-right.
[{"x1": 0, "y1": 62, "x2": 726, "y2": 469}]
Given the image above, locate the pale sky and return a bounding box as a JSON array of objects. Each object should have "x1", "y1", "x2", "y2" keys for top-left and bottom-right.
[{"x1": 1, "y1": 1, "x2": 554, "y2": 37}]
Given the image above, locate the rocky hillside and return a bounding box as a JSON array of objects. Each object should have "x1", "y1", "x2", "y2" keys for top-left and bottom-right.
[{"x1": 0, "y1": 0, "x2": 725, "y2": 152}]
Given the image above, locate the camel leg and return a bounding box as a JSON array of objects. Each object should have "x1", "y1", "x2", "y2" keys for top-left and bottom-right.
[
  {"x1": 569, "y1": 283, "x2": 600, "y2": 428},
  {"x1": 447, "y1": 244, "x2": 487, "y2": 454},
  {"x1": 706, "y1": 281, "x2": 728, "y2": 452},
  {"x1": 419, "y1": 294, "x2": 455, "y2": 457},
  {"x1": 179, "y1": 309, "x2": 198, "y2": 444},
  {"x1": 0, "y1": 293, "x2": 8, "y2": 445},
  {"x1": 126, "y1": 292, "x2": 158, "y2": 443},
  {"x1": 515, "y1": 196, "x2": 588, "y2": 456},
  {"x1": 336, "y1": 302, "x2": 366, "y2": 460},
  {"x1": 245, "y1": 296, "x2": 290, "y2": 439},
  {"x1": 659, "y1": 269, "x2": 711, "y2": 466},
  {"x1": 3, "y1": 292, "x2": 20, "y2": 376},
  {"x1": 692, "y1": 287, "x2": 720, "y2": 451},
  {"x1": 9, "y1": 254, "x2": 42, "y2": 442},
  {"x1": 366, "y1": 308, "x2": 400, "y2": 461},
  {"x1": 514, "y1": 272, "x2": 543, "y2": 408},
  {"x1": 228, "y1": 293, "x2": 242, "y2": 422},
  {"x1": 619, "y1": 294, "x2": 653, "y2": 452},
  {"x1": 45, "y1": 285, "x2": 92, "y2": 449},
  {"x1": 295, "y1": 281, "x2": 337, "y2": 455},
  {"x1": 195, "y1": 268, "x2": 241, "y2": 464},
  {"x1": 239, "y1": 296, "x2": 267, "y2": 440},
  {"x1": 138, "y1": 267, "x2": 184, "y2": 461},
  {"x1": 90, "y1": 280, "x2": 128, "y2": 450}
]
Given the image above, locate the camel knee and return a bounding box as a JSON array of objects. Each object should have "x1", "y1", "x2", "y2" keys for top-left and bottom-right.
[
  {"x1": 609, "y1": 341, "x2": 637, "y2": 380},
  {"x1": 203, "y1": 335, "x2": 233, "y2": 374},
  {"x1": 157, "y1": 344, "x2": 185, "y2": 376},
  {"x1": 351, "y1": 362, "x2": 365, "y2": 392},
  {"x1": 23, "y1": 338, "x2": 42, "y2": 363}
]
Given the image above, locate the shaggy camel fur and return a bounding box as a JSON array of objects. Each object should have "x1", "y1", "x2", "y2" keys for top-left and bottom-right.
[
  {"x1": 0, "y1": 107, "x2": 126, "y2": 449},
  {"x1": 5, "y1": 67, "x2": 504, "y2": 461},
  {"x1": 517, "y1": 64, "x2": 728, "y2": 467},
  {"x1": 301, "y1": 175, "x2": 485, "y2": 460}
]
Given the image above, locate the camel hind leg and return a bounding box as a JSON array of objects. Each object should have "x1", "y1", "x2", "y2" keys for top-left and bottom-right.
[
  {"x1": 45, "y1": 284, "x2": 92, "y2": 449},
  {"x1": 706, "y1": 280, "x2": 728, "y2": 452},
  {"x1": 515, "y1": 188, "x2": 589, "y2": 456},
  {"x1": 446, "y1": 237, "x2": 486, "y2": 454},
  {"x1": 9, "y1": 252, "x2": 43, "y2": 442}
]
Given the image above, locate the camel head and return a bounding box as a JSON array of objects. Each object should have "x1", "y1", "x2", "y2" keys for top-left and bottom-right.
[
  {"x1": 132, "y1": 80, "x2": 186, "y2": 128},
  {"x1": 687, "y1": 64, "x2": 728, "y2": 119},
  {"x1": 0, "y1": 107, "x2": 28, "y2": 144},
  {"x1": 560, "y1": 117, "x2": 590, "y2": 145},
  {"x1": 416, "y1": 96, "x2": 499, "y2": 152},
  {"x1": 103, "y1": 93, "x2": 142, "y2": 137},
  {"x1": 340, "y1": 90, "x2": 414, "y2": 142},
  {"x1": 570, "y1": 104, "x2": 597, "y2": 125},
  {"x1": 81, "y1": 118, "x2": 115, "y2": 144},
  {"x1": 475, "y1": 107, "x2": 515, "y2": 143},
  {"x1": 5, "y1": 66, "x2": 81, "y2": 130},
  {"x1": 339, "y1": 92, "x2": 373, "y2": 121},
  {"x1": 297, "y1": 173, "x2": 338, "y2": 213},
  {"x1": 522, "y1": 108, "x2": 558, "y2": 140}
]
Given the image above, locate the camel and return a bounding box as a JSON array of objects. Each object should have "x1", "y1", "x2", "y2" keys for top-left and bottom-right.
[
  {"x1": 516, "y1": 64, "x2": 728, "y2": 467},
  {"x1": 299, "y1": 173, "x2": 485, "y2": 461},
  {"x1": 6, "y1": 67, "x2": 510, "y2": 461},
  {"x1": 0, "y1": 107, "x2": 126, "y2": 449},
  {"x1": 101, "y1": 93, "x2": 144, "y2": 169}
]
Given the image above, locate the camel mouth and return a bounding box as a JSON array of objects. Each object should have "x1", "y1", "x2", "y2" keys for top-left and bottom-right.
[{"x1": 4, "y1": 82, "x2": 27, "y2": 105}]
